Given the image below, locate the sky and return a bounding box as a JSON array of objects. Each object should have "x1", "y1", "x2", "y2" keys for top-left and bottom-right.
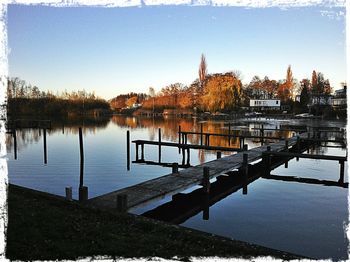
[{"x1": 7, "y1": 3, "x2": 346, "y2": 100}]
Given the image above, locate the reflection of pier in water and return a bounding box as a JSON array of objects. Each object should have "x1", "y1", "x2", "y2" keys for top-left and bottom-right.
[{"x1": 142, "y1": 147, "x2": 347, "y2": 224}]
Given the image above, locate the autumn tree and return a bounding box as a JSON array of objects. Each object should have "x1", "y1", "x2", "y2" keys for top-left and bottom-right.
[
  {"x1": 277, "y1": 65, "x2": 295, "y2": 102},
  {"x1": 126, "y1": 96, "x2": 138, "y2": 108},
  {"x1": 200, "y1": 72, "x2": 242, "y2": 112},
  {"x1": 198, "y1": 53, "x2": 207, "y2": 91}
]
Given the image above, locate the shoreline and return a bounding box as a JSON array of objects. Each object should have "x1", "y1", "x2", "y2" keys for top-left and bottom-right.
[{"x1": 6, "y1": 184, "x2": 306, "y2": 260}]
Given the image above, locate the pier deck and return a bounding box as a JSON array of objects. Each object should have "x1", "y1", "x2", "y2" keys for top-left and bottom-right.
[{"x1": 88, "y1": 134, "x2": 306, "y2": 211}]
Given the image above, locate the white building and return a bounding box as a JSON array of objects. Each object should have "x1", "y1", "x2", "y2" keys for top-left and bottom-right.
[{"x1": 249, "y1": 99, "x2": 280, "y2": 110}]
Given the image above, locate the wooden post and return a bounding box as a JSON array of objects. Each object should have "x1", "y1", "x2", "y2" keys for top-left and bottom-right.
[
  {"x1": 62, "y1": 124, "x2": 65, "y2": 134},
  {"x1": 200, "y1": 123, "x2": 203, "y2": 146},
  {"x1": 116, "y1": 194, "x2": 128, "y2": 212},
  {"x1": 243, "y1": 144, "x2": 248, "y2": 151},
  {"x1": 239, "y1": 137, "x2": 242, "y2": 149},
  {"x1": 217, "y1": 151, "x2": 222, "y2": 159},
  {"x1": 127, "y1": 130, "x2": 130, "y2": 170},
  {"x1": 172, "y1": 162, "x2": 178, "y2": 174},
  {"x1": 242, "y1": 153, "x2": 248, "y2": 195},
  {"x1": 79, "y1": 186, "x2": 88, "y2": 202},
  {"x1": 203, "y1": 167, "x2": 210, "y2": 194},
  {"x1": 135, "y1": 143, "x2": 139, "y2": 161},
  {"x1": 228, "y1": 123, "x2": 231, "y2": 145},
  {"x1": 79, "y1": 127, "x2": 84, "y2": 163},
  {"x1": 13, "y1": 129, "x2": 17, "y2": 160},
  {"x1": 202, "y1": 194, "x2": 209, "y2": 220},
  {"x1": 264, "y1": 146, "x2": 271, "y2": 175},
  {"x1": 285, "y1": 140, "x2": 289, "y2": 151},
  {"x1": 182, "y1": 148, "x2": 185, "y2": 165},
  {"x1": 43, "y1": 128, "x2": 47, "y2": 164},
  {"x1": 141, "y1": 143, "x2": 145, "y2": 161},
  {"x1": 206, "y1": 134, "x2": 210, "y2": 146},
  {"x1": 296, "y1": 135, "x2": 300, "y2": 152},
  {"x1": 260, "y1": 124, "x2": 264, "y2": 146},
  {"x1": 65, "y1": 187, "x2": 72, "y2": 201},
  {"x1": 158, "y1": 128, "x2": 161, "y2": 163},
  {"x1": 186, "y1": 148, "x2": 190, "y2": 165},
  {"x1": 339, "y1": 160, "x2": 345, "y2": 182},
  {"x1": 178, "y1": 125, "x2": 181, "y2": 154}
]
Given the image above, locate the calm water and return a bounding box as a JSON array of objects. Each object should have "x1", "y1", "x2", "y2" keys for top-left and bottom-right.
[{"x1": 6, "y1": 116, "x2": 348, "y2": 259}]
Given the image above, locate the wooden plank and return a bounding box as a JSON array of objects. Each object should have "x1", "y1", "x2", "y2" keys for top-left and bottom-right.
[
  {"x1": 263, "y1": 151, "x2": 347, "y2": 161},
  {"x1": 88, "y1": 134, "x2": 305, "y2": 210},
  {"x1": 132, "y1": 140, "x2": 241, "y2": 152}
]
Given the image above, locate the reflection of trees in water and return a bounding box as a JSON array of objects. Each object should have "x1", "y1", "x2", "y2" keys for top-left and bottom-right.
[
  {"x1": 6, "y1": 129, "x2": 41, "y2": 153},
  {"x1": 6, "y1": 117, "x2": 110, "y2": 151}
]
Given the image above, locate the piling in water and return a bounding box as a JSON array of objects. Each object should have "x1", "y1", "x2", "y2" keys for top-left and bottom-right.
[
  {"x1": 116, "y1": 194, "x2": 128, "y2": 212},
  {"x1": 172, "y1": 162, "x2": 179, "y2": 174},
  {"x1": 127, "y1": 130, "x2": 130, "y2": 170},
  {"x1": 202, "y1": 166, "x2": 210, "y2": 194},
  {"x1": 200, "y1": 123, "x2": 203, "y2": 146},
  {"x1": 79, "y1": 127, "x2": 84, "y2": 163},
  {"x1": 65, "y1": 187, "x2": 72, "y2": 201},
  {"x1": 13, "y1": 129, "x2": 17, "y2": 160},
  {"x1": 217, "y1": 151, "x2": 222, "y2": 159},
  {"x1": 79, "y1": 186, "x2": 88, "y2": 202},
  {"x1": 43, "y1": 128, "x2": 47, "y2": 164},
  {"x1": 158, "y1": 128, "x2": 161, "y2": 163}
]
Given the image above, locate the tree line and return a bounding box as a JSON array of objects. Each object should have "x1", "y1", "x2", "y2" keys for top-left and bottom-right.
[
  {"x1": 7, "y1": 77, "x2": 110, "y2": 118},
  {"x1": 110, "y1": 54, "x2": 335, "y2": 114}
]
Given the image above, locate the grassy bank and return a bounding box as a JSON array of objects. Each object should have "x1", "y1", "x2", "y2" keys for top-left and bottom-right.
[{"x1": 6, "y1": 184, "x2": 304, "y2": 260}]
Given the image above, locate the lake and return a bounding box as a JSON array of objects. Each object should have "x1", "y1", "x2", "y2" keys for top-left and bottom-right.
[{"x1": 6, "y1": 115, "x2": 348, "y2": 260}]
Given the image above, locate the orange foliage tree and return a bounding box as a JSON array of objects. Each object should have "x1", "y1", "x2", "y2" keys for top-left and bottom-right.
[
  {"x1": 200, "y1": 72, "x2": 242, "y2": 112},
  {"x1": 277, "y1": 65, "x2": 294, "y2": 102}
]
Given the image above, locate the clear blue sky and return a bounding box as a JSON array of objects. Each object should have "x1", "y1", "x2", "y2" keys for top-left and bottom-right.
[{"x1": 8, "y1": 4, "x2": 346, "y2": 100}]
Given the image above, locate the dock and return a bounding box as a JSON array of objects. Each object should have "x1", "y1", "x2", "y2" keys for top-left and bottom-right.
[{"x1": 88, "y1": 133, "x2": 309, "y2": 211}]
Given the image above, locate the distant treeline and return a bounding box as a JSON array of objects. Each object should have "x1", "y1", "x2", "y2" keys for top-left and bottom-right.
[{"x1": 7, "y1": 77, "x2": 110, "y2": 118}]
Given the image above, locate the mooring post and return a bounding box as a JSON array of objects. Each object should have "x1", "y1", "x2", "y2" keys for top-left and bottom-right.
[
  {"x1": 127, "y1": 130, "x2": 130, "y2": 170},
  {"x1": 202, "y1": 194, "x2": 209, "y2": 220},
  {"x1": 172, "y1": 162, "x2": 178, "y2": 174},
  {"x1": 13, "y1": 129, "x2": 17, "y2": 160},
  {"x1": 43, "y1": 128, "x2": 47, "y2": 164},
  {"x1": 62, "y1": 124, "x2": 65, "y2": 134},
  {"x1": 79, "y1": 186, "x2": 88, "y2": 202},
  {"x1": 285, "y1": 140, "x2": 289, "y2": 151},
  {"x1": 158, "y1": 128, "x2": 161, "y2": 163},
  {"x1": 200, "y1": 123, "x2": 203, "y2": 146},
  {"x1": 116, "y1": 194, "x2": 128, "y2": 212},
  {"x1": 141, "y1": 143, "x2": 145, "y2": 161},
  {"x1": 203, "y1": 166, "x2": 210, "y2": 194},
  {"x1": 217, "y1": 151, "x2": 222, "y2": 159},
  {"x1": 339, "y1": 160, "x2": 345, "y2": 183},
  {"x1": 206, "y1": 134, "x2": 210, "y2": 146},
  {"x1": 264, "y1": 146, "x2": 271, "y2": 175},
  {"x1": 135, "y1": 143, "x2": 139, "y2": 161},
  {"x1": 79, "y1": 127, "x2": 84, "y2": 163},
  {"x1": 178, "y1": 125, "x2": 181, "y2": 144},
  {"x1": 296, "y1": 135, "x2": 300, "y2": 152},
  {"x1": 228, "y1": 123, "x2": 231, "y2": 145},
  {"x1": 65, "y1": 187, "x2": 72, "y2": 201},
  {"x1": 260, "y1": 124, "x2": 264, "y2": 145},
  {"x1": 186, "y1": 148, "x2": 190, "y2": 165},
  {"x1": 182, "y1": 148, "x2": 185, "y2": 166},
  {"x1": 242, "y1": 153, "x2": 248, "y2": 195},
  {"x1": 243, "y1": 144, "x2": 248, "y2": 151},
  {"x1": 239, "y1": 137, "x2": 242, "y2": 149}
]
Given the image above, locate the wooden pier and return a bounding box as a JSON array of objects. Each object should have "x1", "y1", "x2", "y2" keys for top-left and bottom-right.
[{"x1": 88, "y1": 133, "x2": 308, "y2": 211}]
